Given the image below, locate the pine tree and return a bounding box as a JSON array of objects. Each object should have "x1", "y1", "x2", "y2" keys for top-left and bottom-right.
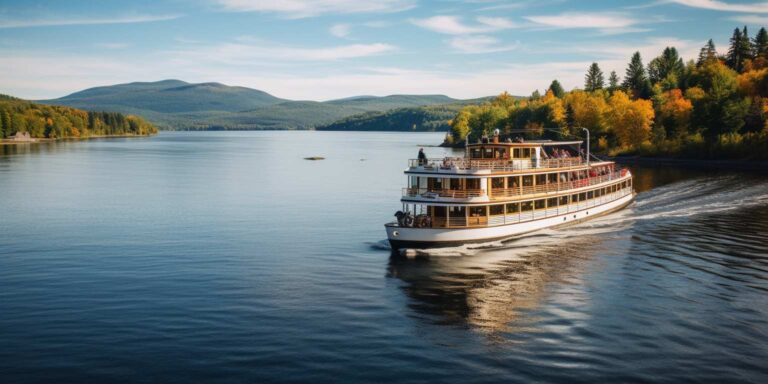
[
  {"x1": 698, "y1": 39, "x2": 718, "y2": 66},
  {"x1": 608, "y1": 71, "x2": 620, "y2": 91},
  {"x1": 754, "y1": 27, "x2": 768, "y2": 58},
  {"x1": 548, "y1": 79, "x2": 565, "y2": 98},
  {"x1": 530, "y1": 89, "x2": 541, "y2": 100},
  {"x1": 648, "y1": 47, "x2": 684, "y2": 84},
  {"x1": 622, "y1": 52, "x2": 647, "y2": 98},
  {"x1": 1, "y1": 110, "x2": 10, "y2": 138},
  {"x1": 584, "y1": 62, "x2": 604, "y2": 92},
  {"x1": 727, "y1": 26, "x2": 752, "y2": 72}
]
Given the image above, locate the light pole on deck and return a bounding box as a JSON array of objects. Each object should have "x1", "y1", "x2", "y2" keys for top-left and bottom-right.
[{"x1": 581, "y1": 127, "x2": 590, "y2": 166}]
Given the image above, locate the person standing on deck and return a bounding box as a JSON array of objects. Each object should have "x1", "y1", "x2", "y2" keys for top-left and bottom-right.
[{"x1": 418, "y1": 148, "x2": 427, "y2": 165}]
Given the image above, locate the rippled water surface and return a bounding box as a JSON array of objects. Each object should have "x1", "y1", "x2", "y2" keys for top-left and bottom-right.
[{"x1": 1, "y1": 131, "x2": 767, "y2": 383}]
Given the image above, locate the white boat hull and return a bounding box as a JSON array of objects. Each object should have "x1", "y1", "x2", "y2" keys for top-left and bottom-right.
[{"x1": 386, "y1": 191, "x2": 635, "y2": 249}]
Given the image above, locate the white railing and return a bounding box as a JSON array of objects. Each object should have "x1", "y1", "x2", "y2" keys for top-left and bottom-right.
[{"x1": 408, "y1": 157, "x2": 584, "y2": 172}]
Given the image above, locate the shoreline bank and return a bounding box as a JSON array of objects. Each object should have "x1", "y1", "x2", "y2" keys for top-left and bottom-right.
[{"x1": 0, "y1": 133, "x2": 156, "y2": 146}]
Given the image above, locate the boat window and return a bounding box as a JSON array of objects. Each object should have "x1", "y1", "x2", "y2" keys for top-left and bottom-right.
[
  {"x1": 471, "y1": 148, "x2": 481, "y2": 158},
  {"x1": 491, "y1": 177, "x2": 504, "y2": 189},
  {"x1": 506, "y1": 203, "x2": 519, "y2": 213},
  {"x1": 522, "y1": 148, "x2": 531, "y2": 158},
  {"x1": 522, "y1": 175, "x2": 534, "y2": 187},
  {"x1": 535, "y1": 199, "x2": 545, "y2": 210},
  {"x1": 466, "y1": 178, "x2": 480, "y2": 190},
  {"x1": 484, "y1": 148, "x2": 493, "y2": 158},
  {"x1": 507, "y1": 176, "x2": 519, "y2": 188},
  {"x1": 547, "y1": 198, "x2": 558, "y2": 208},
  {"x1": 513, "y1": 148, "x2": 521, "y2": 158},
  {"x1": 410, "y1": 176, "x2": 419, "y2": 188},
  {"x1": 559, "y1": 195, "x2": 569, "y2": 205},
  {"x1": 449, "y1": 206, "x2": 466, "y2": 216},
  {"x1": 489, "y1": 204, "x2": 504, "y2": 215},
  {"x1": 450, "y1": 178, "x2": 461, "y2": 190},
  {"x1": 579, "y1": 192, "x2": 587, "y2": 201},
  {"x1": 536, "y1": 174, "x2": 547, "y2": 185},
  {"x1": 470, "y1": 206, "x2": 487, "y2": 217},
  {"x1": 428, "y1": 178, "x2": 443, "y2": 190},
  {"x1": 521, "y1": 201, "x2": 533, "y2": 212},
  {"x1": 587, "y1": 190, "x2": 593, "y2": 199},
  {"x1": 572, "y1": 194, "x2": 579, "y2": 202}
]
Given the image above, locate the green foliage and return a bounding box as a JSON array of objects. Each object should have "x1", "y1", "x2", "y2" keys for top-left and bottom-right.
[
  {"x1": 698, "y1": 39, "x2": 718, "y2": 66},
  {"x1": 316, "y1": 104, "x2": 466, "y2": 132},
  {"x1": 548, "y1": 80, "x2": 565, "y2": 98},
  {"x1": 0, "y1": 95, "x2": 157, "y2": 139},
  {"x1": 727, "y1": 26, "x2": 753, "y2": 72},
  {"x1": 585, "y1": 63, "x2": 604, "y2": 92},
  {"x1": 623, "y1": 52, "x2": 650, "y2": 98},
  {"x1": 608, "y1": 71, "x2": 620, "y2": 92}
]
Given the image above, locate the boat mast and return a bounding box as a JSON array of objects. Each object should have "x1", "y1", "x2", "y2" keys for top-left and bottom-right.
[{"x1": 581, "y1": 127, "x2": 590, "y2": 166}]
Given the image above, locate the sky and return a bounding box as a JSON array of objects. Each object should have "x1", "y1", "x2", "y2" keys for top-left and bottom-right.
[{"x1": 1, "y1": 0, "x2": 767, "y2": 100}]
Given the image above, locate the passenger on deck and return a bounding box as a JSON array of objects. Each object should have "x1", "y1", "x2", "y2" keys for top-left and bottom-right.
[{"x1": 418, "y1": 148, "x2": 427, "y2": 165}]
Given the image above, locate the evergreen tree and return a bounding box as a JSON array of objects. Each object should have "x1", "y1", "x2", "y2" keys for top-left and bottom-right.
[
  {"x1": 548, "y1": 79, "x2": 565, "y2": 98},
  {"x1": 565, "y1": 103, "x2": 575, "y2": 130},
  {"x1": 754, "y1": 27, "x2": 768, "y2": 59},
  {"x1": 697, "y1": 39, "x2": 718, "y2": 66},
  {"x1": 1, "y1": 110, "x2": 10, "y2": 138},
  {"x1": 622, "y1": 52, "x2": 647, "y2": 98},
  {"x1": 584, "y1": 62, "x2": 604, "y2": 91},
  {"x1": 648, "y1": 47, "x2": 684, "y2": 84},
  {"x1": 727, "y1": 26, "x2": 752, "y2": 72},
  {"x1": 530, "y1": 89, "x2": 541, "y2": 100},
  {"x1": 608, "y1": 71, "x2": 620, "y2": 91}
]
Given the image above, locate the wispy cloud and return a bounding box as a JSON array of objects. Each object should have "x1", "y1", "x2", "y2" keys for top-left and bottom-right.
[
  {"x1": 730, "y1": 15, "x2": 768, "y2": 24},
  {"x1": 215, "y1": 0, "x2": 415, "y2": 18},
  {"x1": 330, "y1": 23, "x2": 351, "y2": 38},
  {"x1": 95, "y1": 42, "x2": 131, "y2": 49},
  {"x1": 448, "y1": 35, "x2": 520, "y2": 54},
  {"x1": 0, "y1": 14, "x2": 181, "y2": 29},
  {"x1": 411, "y1": 15, "x2": 517, "y2": 35},
  {"x1": 668, "y1": 0, "x2": 768, "y2": 13},
  {"x1": 170, "y1": 39, "x2": 397, "y2": 63}
]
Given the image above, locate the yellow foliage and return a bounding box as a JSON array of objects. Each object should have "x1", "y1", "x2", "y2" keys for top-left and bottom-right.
[
  {"x1": 607, "y1": 90, "x2": 655, "y2": 147},
  {"x1": 659, "y1": 89, "x2": 693, "y2": 138},
  {"x1": 737, "y1": 68, "x2": 768, "y2": 97},
  {"x1": 563, "y1": 90, "x2": 609, "y2": 134}
]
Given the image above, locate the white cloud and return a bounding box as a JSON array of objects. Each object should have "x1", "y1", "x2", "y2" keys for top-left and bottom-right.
[
  {"x1": 525, "y1": 12, "x2": 639, "y2": 29},
  {"x1": 669, "y1": 0, "x2": 768, "y2": 13},
  {"x1": 411, "y1": 15, "x2": 517, "y2": 35},
  {"x1": 215, "y1": 0, "x2": 415, "y2": 18},
  {"x1": 330, "y1": 23, "x2": 351, "y2": 38},
  {"x1": 448, "y1": 35, "x2": 520, "y2": 54},
  {"x1": 0, "y1": 14, "x2": 181, "y2": 29},
  {"x1": 730, "y1": 15, "x2": 768, "y2": 24}
]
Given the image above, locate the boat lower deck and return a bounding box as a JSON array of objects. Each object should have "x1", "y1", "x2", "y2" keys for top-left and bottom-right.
[{"x1": 386, "y1": 191, "x2": 635, "y2": 250}]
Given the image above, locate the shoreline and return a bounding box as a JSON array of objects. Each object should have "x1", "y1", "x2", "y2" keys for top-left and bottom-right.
[
  {"x1": 607, "y1": 156, "x2": 768, "y2": 173},
  {"x1": 0, "y1": 133, "x2": 156, "y2": 146}
]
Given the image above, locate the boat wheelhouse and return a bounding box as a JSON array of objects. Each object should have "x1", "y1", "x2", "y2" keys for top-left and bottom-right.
[{"x1": 385, "y1": 131, "x2": 635, "y2": 249}]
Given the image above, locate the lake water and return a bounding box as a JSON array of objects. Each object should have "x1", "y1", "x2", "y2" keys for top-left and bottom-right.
[{"x1": 1, "y1": 131, "x2": 767, "y2": 383}]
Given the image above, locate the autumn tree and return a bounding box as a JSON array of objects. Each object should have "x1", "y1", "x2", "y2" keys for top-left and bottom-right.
[
  {"x1": 607, "y1": 90, "x2": 655, "y2": 147},
  {"x1": 564, "y1": 90, "x2": 609, "y2": 135},
  {"x1": 658, "y1": 89, "x2": 693, "y2": 139},
  {"x1": 585, "y1": 62, "x2": 604, "y2": 92}
]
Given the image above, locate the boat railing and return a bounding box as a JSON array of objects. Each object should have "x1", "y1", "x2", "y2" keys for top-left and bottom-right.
[
  {"x1": 402, "y1": 170, "x2": 627, "y2": 200},
  {"x1": 408, "y1": 157, "x2": 584, "y2": 172},
  {"x1": 489, "y1": 171, "x2": 625, "y2": 199},
  {"x1": 402, "y1": 188, "x2": 485, "y2": 199}
]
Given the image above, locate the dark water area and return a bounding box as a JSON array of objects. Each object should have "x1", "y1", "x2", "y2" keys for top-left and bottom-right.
[{"x1": 1, "y1": 132, "x2": 767, "y2": 383}]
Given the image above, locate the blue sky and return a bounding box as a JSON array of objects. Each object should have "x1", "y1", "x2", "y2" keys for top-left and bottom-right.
[{"x1": 1, "y1": 0, "x2": 766, "y2": 100}]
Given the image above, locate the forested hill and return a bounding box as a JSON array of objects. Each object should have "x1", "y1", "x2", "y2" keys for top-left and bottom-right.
[
  {"x1": 316, "y1": 97, "x2": 496, "y2": 132},
  {"x1": 38, "y1": 80, "x2": 474, "y2": 130},
  {"x1": 0, "y1": 94, "x2": 157, "y2": 139}
]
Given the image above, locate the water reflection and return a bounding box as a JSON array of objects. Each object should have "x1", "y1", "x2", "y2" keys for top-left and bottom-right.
[{"x1": 388, "y1": 233, "x2": 615, "y2": 336}]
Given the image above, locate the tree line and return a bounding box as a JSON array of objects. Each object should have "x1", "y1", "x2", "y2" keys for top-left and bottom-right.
[
  {"x1": 445, "y1": 26, "x2": 768, "y2": 160},
  {"x1": 0, "y1": 94, "x2": 157, "y2": 139}
]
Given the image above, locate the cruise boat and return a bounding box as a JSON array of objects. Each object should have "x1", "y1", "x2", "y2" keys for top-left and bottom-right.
[{"x1": 385, "y1": 130, "x2": 635, "y2": 249}]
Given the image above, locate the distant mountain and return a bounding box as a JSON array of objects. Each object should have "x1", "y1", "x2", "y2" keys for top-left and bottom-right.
[
  {"x1": 37, "y1": 80, "x2": 484, "y2": 130},
  {"x1": 317, "y1": 97, "x2": 496, "y2": 132}
]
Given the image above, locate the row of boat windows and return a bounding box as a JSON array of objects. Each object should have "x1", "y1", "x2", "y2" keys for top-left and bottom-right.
[
  {"x1": 470, "y1": 147, "x2": 535, "y2": 160},
  {"x1": 426, "y1": 180, "x2": 632, "y2": 218},
  {"x1": 410, "y1": 165, "x2": 615, "y2": 190}
]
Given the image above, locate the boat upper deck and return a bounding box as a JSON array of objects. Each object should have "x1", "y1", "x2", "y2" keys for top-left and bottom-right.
[{"x1": 408, "y1": 156, "x2": 587, "y2": 174}]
